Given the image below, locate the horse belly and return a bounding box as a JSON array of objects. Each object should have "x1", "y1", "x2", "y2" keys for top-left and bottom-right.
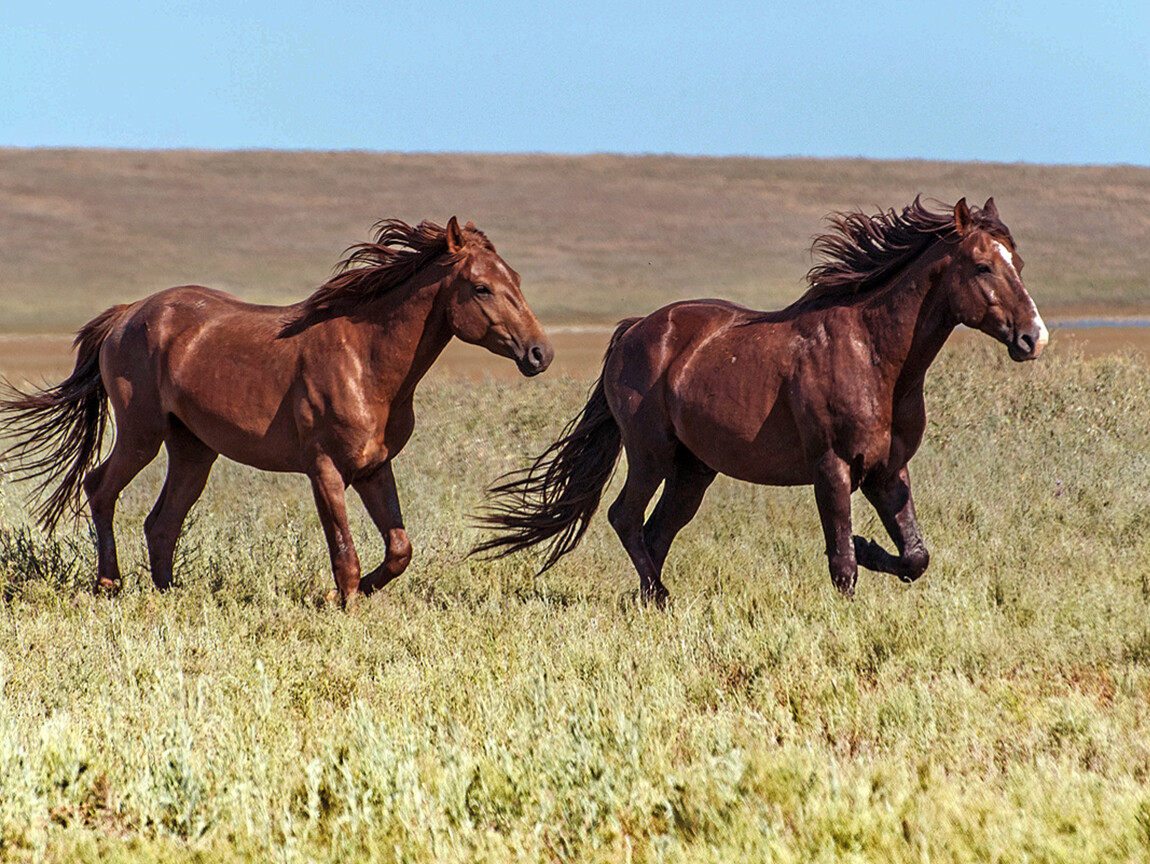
[
  {"x1": 678, "y1": 395, "x2": 811, "y2": 486},
  {"x1": 671, "y1": 350, "x2": 810, "y2": 487},
  {"x1": 172, "y1": 396, "x2": 302, "y2": 472},
  {"x1": 159, "y1": 324, "x2": 304, "y2": 471}
]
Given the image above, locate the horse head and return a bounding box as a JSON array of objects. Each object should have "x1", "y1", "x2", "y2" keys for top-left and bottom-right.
[
  {"x1": 945, "y1": 198, "x2": 1048, "y2": 361},
  {"x1": 442, "y1": 217, "x2": 553, "y2": 377}
]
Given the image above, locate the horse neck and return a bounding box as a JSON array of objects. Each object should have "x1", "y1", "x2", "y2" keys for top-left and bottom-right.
[
  {"x1": 863, "y1": 242, "x2": 958, "y2": 391},
  {"x1": 355, "y1": 266, "x2": 456, "y2": 399}
]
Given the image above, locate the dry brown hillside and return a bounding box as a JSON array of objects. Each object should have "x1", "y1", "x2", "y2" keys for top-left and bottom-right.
[{"x1": 2, "y1": 149, "x2": 1148, "y2": 334}]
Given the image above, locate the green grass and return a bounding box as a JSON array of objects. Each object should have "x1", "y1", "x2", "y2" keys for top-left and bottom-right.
[
  {"x1": 2, "y1": 149, "x2": 1149, "y2": 860},
  {"x1": 1, "y1": 338, "x2": 1149, "y2": 862}
]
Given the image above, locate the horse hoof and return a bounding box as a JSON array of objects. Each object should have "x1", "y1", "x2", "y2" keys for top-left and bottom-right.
[
  {"x1": 641, "y1": 587, "x2": 670, "y2": 610},
  {"x1": 832, "y1": 577, "x2": 857, "y2": 599},
  {"x1": 94, "y1": 577, "x2": 118, "y2": 597},
  {"x1": 326, "y1": 588, "x2": 362, "y2": 611}
]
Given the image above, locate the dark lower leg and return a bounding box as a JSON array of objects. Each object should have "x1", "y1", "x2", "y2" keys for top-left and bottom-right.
[
  {"x1": 607, "y1": 466, "x2": 667, "y2": 605},
  {"x1": 353, "y1": 462, "x2": 411, "y2": 594},
  {"x1": 309, "y1": 458, "x2": 362, "y2": 600},
  {"x1": 84, "y1": 443, "x2": 160, "y2": 592},
  {"x1": 642, "y1": 451, "x2": 716, "y2": 573},
  {"x1": 857, "y1": 467, "x2": 929, "y2": 583},
  {"x1": 813, "y1": 453, "x2": 857, "y2": 597},
  {"x1": 144, "y1": 444, "x2": 215, "y2": 590}
]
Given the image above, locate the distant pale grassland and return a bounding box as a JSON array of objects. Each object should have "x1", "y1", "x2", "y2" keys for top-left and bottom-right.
[
  {"x1": 2, "y1": 150, "x2": 1149, "y2": 333},
  {"x1": 1, "y1": 337, "x2": 1149, "y2": 862}
]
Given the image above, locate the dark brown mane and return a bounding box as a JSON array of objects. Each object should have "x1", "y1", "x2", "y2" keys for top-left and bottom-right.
[
  {"x1": 281, "y1": 219, "x2": 492, "y2": 336},
  {"x1": 789, "y1": 196, "x2": 1012, "y2": 310}
]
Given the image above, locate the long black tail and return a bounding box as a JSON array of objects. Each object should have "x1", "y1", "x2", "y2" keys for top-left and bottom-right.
[
  {"x1": 473, "y1": 317, "x2": 640, "y2": 571},
  {"x1": 0, "y1": 305, "x2": 128, "y2": 533}
]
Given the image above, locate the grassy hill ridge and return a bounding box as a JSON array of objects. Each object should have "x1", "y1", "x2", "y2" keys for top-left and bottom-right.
[{"x1": 2, "y1": 149, "x2": 1148, "y2": 333}]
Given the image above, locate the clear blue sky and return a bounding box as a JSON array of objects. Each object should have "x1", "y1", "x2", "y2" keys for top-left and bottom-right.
[{"x1": 3, "y1": 1, "x2": 1147, "y2": 165}]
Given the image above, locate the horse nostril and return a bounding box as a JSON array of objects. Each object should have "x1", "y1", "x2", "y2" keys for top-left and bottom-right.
[
  {"x1": 528, "y1": 344, "x2": 552, "y2": 370},
  {"x1": 1019, "y1": 332, "x2": 1035, "y2": 354}
]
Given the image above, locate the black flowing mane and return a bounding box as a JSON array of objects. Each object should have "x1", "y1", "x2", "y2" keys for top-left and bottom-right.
[{"x1": 791, "y1": 196, "x2": 1013, "y2": 310}]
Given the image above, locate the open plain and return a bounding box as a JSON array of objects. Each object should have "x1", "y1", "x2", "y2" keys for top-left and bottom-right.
[{"x1": 1, "y1": 150, "x2": 1149, "y2": 862}]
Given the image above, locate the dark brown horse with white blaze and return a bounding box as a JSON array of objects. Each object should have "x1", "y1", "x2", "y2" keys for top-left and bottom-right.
[
  {"x1": 476, "y1": 197, "x2": 1047, "y2": 602},
  {"x1": 0, "y1": 217, "x2": 552, "y2": 600}
]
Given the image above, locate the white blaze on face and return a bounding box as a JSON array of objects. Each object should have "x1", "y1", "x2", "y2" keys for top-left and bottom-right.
[
  {"x1": 1033, "y1": 303, "x2": 1050, "y2": 353},
  {"x1": 993, "y1": 241, "x2": 1017, "y2": 275},
  {"x1": 491, "y1": 258, "x2": 526, "y2": 311},
  {"x1": 994, "y1": 240, "x2": 1048, "y2": 354},
  {"x1": 484, "y1": 258, "x2": 515, "y2": 290}
]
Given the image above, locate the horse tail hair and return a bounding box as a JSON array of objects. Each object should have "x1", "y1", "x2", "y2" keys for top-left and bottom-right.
[
  {"x1": 472, "y1": 317, "x2": 641, "y2": 571},
  {"x1": 0, "y1": 304, "x2": 129, "y2": 533}
]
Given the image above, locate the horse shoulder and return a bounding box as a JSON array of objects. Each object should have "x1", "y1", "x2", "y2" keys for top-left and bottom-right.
[{"x1": 787, "y1": 310, "x2": 898, "y2": 466}]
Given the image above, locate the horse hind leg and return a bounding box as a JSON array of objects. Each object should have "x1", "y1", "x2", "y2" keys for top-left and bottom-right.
[
  {"x1": 642, "y1": 447, "x2": 717, "y2": 575},
  {"x1": 83, "y1": 429, "x2": 163, "y2": 593},
  {"x1": 144, "y1": 422, "x2": 217, "y2": 590},
  {"x1": 607, "y1": 451, "x2": 671, "y2": 605}
]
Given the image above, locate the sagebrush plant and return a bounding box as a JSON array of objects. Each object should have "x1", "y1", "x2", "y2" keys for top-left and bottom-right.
[{"x1": 0, "y1": 342, "x2": 1149, "y2": 863}]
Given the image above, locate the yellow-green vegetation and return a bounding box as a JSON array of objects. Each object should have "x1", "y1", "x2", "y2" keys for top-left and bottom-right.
[
  {"x1": 2, "y1": 149, "x2": 1149, "y2": 861},
  {"x1": 1, "y1": 338, "x2": 1149, "y2": 862}
]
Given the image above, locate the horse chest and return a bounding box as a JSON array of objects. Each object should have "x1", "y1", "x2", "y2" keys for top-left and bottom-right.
[{"x1": 339, "y1": 409, "x2": 413, "y2": 471}]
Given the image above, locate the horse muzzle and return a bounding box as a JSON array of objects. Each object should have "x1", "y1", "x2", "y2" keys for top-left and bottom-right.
[
  {"x1": 516, "y1": 341, "x2": 554, "y2": 377},
  {"x1": 1007, "y1": 318, "x2": 1049, "y2": 362}
]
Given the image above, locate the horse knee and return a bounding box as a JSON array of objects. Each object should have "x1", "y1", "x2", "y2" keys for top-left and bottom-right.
[
  {"x1": 144, "y1": 520, "x2": 176, "y2": 554},
  {"x1": 902, "y1": 543, "x2": 929, "y2": 582},
  {"x1": 82, "y1": 468, "x2": 100, "y2": 499},
  {"x1": 827, "y1": 551, "x2": 858, "y2": 598},
  {"x1": 83, "y1": 466, "x2": 110, "y2": 513},
  {"x1": 606, "y1": 498, "x2": 623, "y2": 530},
  {"x1": 143, "y1": 506, "x2": 160, "y2": 537},
  {"x1": 384, "y1": 528, "x2": 412, "y2": 577}
]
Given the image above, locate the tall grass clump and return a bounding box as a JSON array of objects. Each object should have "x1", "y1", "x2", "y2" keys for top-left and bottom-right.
[{"x1": 0, "y1": 341, "x2": 1148, "y2": 862}]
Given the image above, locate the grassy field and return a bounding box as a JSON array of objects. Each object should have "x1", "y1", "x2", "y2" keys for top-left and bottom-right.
[
  {"x1": 1, "y1": 151, "x2": 1150, "y2": 861},
  {"x1": 0, "y1": 341, "x2": 1148, "y2": 862}
]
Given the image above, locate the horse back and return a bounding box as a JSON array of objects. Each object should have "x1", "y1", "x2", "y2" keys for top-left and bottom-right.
[{"x1": 98, "y1": 286, "x2": 312, "y2": 469}]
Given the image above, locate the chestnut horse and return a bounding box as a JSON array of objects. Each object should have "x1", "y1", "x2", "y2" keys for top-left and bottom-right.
[
  {"x1": 476, "y1": 198, "x2": 1046, "y2": 602},
  {"x1": 1, "y1": 217, "x2": 552, "y2": 600}
]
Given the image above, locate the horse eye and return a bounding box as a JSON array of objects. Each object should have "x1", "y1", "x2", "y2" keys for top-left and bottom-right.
[
  {"x1": 474, "y1": 284, "x2": 492, "y2": 295},
  {"x1": 975, "y1": 263, "x2": 993, "y2": 275}
]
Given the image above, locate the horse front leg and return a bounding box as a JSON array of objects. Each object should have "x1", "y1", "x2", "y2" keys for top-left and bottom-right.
[
  {"x1": 812, "y1": 453, "x2": 858, "y2": 597},
  {"x1": 308, "y1": 455, "x2": 363, "y2": 601},
  {"x1": 855, "y1": 465, "x2": 930, "y2": 583},
  {"x1": 352, "y1": 461, "x2": 412, "y2": 595}
]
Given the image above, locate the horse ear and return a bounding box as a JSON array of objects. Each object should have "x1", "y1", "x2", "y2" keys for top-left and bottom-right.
[
  {"x1": 981, "y1": 197, "x2": 999, "y2": 218},
  {"x1": 446, "y1": 216, "x2": 465, "y2": 253},
  {"x1": 953, "y1": 198, "x2": 972, "y2": 235}
]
